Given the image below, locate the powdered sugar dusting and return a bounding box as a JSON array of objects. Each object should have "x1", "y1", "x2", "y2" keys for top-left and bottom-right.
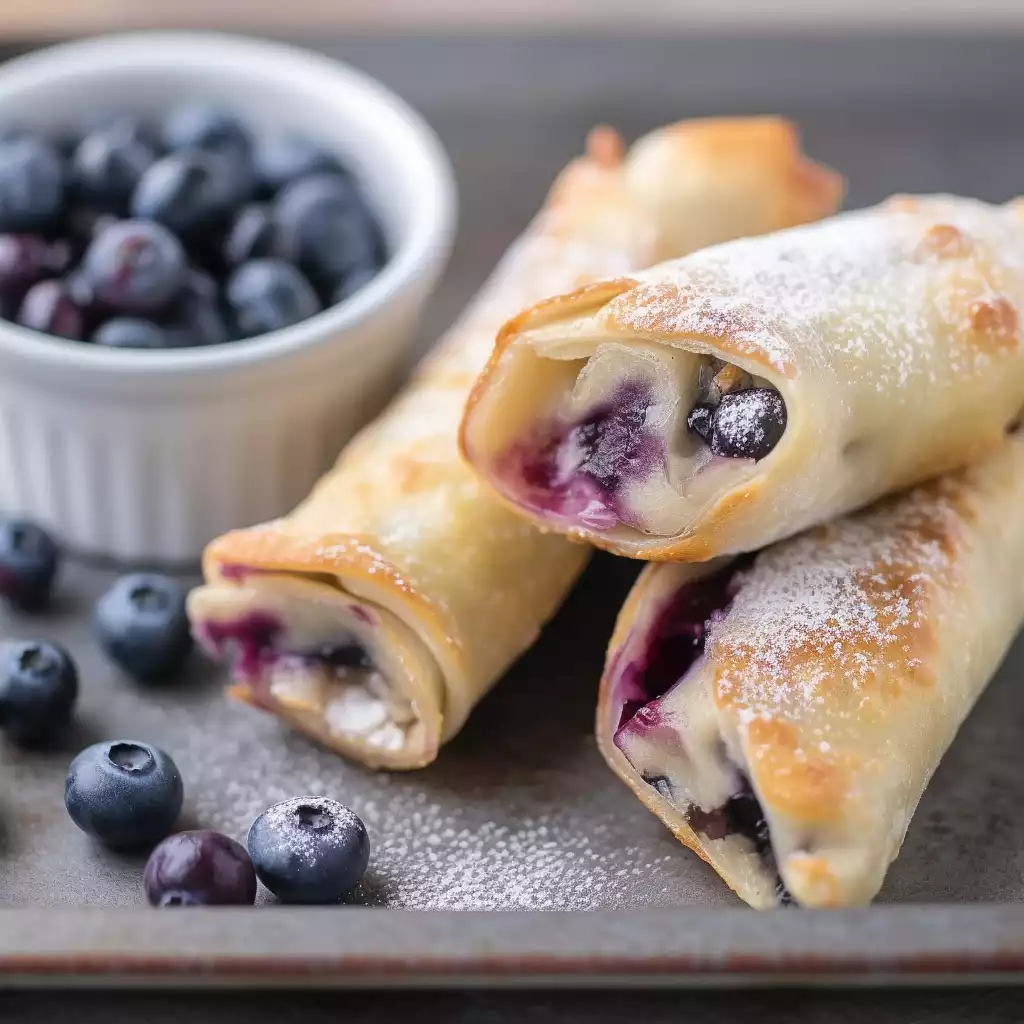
[
  {"x1": 604, "y1": 195, "x2": 1024, "y2": 388},
  {"x1": 707, "y1": 476, "x2": 964, "y2": 721}
]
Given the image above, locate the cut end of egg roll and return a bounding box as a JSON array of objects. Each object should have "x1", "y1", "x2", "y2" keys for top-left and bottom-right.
[
  {"x1": 188, "y1": 117, "x2": 842, "y2": 770},
  {"x1": 462, "y1": 195, "x2": 1024, "y2": 562},
  {"x1": 596, "y1": 436, "x2": 1024, "y2": 908}
]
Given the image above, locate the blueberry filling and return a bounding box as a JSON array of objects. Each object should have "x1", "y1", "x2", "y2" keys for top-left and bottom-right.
[
  {"x1": 685, "y1": 357, "x2": 787, "y2": 462},
  {"x1": 613, "y1": 560, "x2": 749, "y2": 732},
  {"x1": 612, "y1": 563, "x2": 794, "y2": 905},
  {"x1": 509, "y1": 379, "x2": 663, "y2": 529},
  {"x1": 199, "y1": 612, "x2": 375, "y2": 690}
]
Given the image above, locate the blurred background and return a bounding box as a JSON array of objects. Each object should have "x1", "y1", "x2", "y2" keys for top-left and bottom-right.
[{"x1": 1, "y1": 0, "x2": 1023, "y2": 35}]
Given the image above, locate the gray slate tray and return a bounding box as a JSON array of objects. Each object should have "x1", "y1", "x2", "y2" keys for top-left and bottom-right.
[{"x1": 0, "y1": 32, "x2": 1023, "y2": 989}]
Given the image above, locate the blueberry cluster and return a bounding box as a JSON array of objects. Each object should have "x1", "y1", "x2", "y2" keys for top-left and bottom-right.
[
  {"x1": 0, "y1": 104, "x2": 385, "y2": 348},
  {"x1": 0, "y1": 516, "x2": 371, "y2": 906}
]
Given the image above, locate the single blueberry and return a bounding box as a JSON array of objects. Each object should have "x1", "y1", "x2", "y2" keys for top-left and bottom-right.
[
  {"x1": 161, "y1": 104, "x2": 250, "y2": 158},
  {"x1": 0, "y1": 136, "x2": 66, "y2": 233},
  {"x1": 144, "y1": 830, "x2": 257, "y2": 907},
  {"x1": 166, "y1": 270, "x2": 228, "y2": 347},
  {"x1": 247, "y1": 796, "x2": 370, "y2": 904},
  {"x1": 225, "y1": 259, "x2": 320, "y2": 339},
  {"x1": 65, "y1": 739, "x2": 183, "y2": 848},
  {"x1": 93, "y1": 317, "x2": 171, "y2": 350},
  {"x1": 685, "y1": 404, "x2": 715, "y2": 445},
  {"x1": 0, "y1": 234, "x2": 70, "y2": 306},
  {"x1": 93, "y1": 573, "x2": 193, "y2": 682},
  {"x1": 223, "y1": 204, "x2": 275, "y2": 267},
  {"x1": 72, "y1": 118, "x2": 158, "y2": 215},
  {"x1": 709, "y1": 388, "x2": 788, "y2": 461},
  {"x1": 0, "y1": 639, "x2": 77, "y2": 745},
  {"x1": 272, "y1": 174, "x2": 382, "y2": 292},
  {"x1": 0, "y1": 519, "x2": 61, "y2": 610},
  {"x1": 132, "y1": 151, "x2": 253, "y2": 238},
  {"x1": 18, "y1": 280, "x2": 86, "y2": 340},
  {"x1": 254, "y1": 135, "x2": 343, "y2": 196},
  {"x1": 81, "y1": 219, "x2": 186, "y2": 314},
  {"x1": 331, "y1": 263, "x2": 379, "y2": 306}
]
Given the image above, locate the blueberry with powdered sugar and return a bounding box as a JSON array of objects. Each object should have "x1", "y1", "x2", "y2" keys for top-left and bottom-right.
[
  {"x1": 247, "y1": 796, "x2": 369, "y2": 903},
  {"x1": 710, "y1": 387, "x2": 787, "y2": 461}
]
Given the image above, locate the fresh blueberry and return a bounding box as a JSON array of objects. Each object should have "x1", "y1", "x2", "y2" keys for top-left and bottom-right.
[
  {"x1": 685, "y1": 404, "x2": 715, "y2": 445},
  {"x1": 0, "y1": 136, "x2": 66, "y2": 233},
  {"x1": 273, "y1": 174, "x2": 382, "y2": 292},
  {"x1": 0, "y1": 519, "x2": 60, "y2": 609},
  {"x1": 93, "y1": 317, "x2": 171, "y2": 350},
  {"x1": 0, "y1": 640, "x2": 77, "y2": 745},
  {"x1": 72, "y1": 118, "x2": 158, "y2": 215},
  {"x1": 167, "y1": 270, "x2": 228, "y2": 347},
  {"x1": 161, "y1": 104, "x2": 250, "y2": 158},
  {"x1": 223, "y1": 204, "x2": 275, "y2": 267},
  {"x1": 65, "y1": 739, "x2": 183, "y2": 848},
  {"x1": 17, "y1": 280, "x2": 86, "y2": 340},
  {"x1": 247, "y1": 796, "x2": 370, "y2": 904},
  {"x1": 144, "y1": 830, "x2": 257, "y2": 907},
  {"x1": 132, "y1": 151, "x2": 253, "y2": 238},
  {"x1": 709, "y1": 388, "x2": 788, "y2": 461},
  {"x1": 93, "y1": 573, "x2": 192, "y2": 681},
  {"x1": 331, "y1": 263, "x2": 378, "y2": 306},
  {"x1": 0, "y1": 234, "x2": 70, "y2": 305},
  {"x1": 225, "y1": 259, "x2": 320, "y2": 339},
  {"x1": 81, "y1": 219, "x2": 186, "y2": 314},
  {"x1": 254, "y1": 136, "x2": 343, "y2": 196}
]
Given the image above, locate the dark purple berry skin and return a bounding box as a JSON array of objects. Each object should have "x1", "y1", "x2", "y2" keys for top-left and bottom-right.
[
  {"x1": 167, "y1": 271, "x2": 228, "y2": 347},
  {"x1": 131, "y1": 151, "x2": 252, "y2": 238},
  {"x1": 254, "y1": 136, "x2": 343, "y2": 196},
  {"x1": 65, "y1": 740, "x2": 183, "y2": 848},
  {"x1": 0, "y1": 136, "x2": 66, "y2": 234},
  {"x1": 144, "y1": 830, "x2": 257, "y2": 907},
  {"x1": 72, "y1": 118, "x2": 158, "y2": 215},
  {"x1": 17, "y1": 280, "x2": 86, "y2": 340},
  {"x1": 162, "y1": 104, "x2": 250, "y2": 159},
  {"x1": 0, "y1": 519, "x2": 60, "y2": 610},
  {"x1": 0, "y1": 639, "x2": 77, "y2": 745},
  {"x1": 709, "y1": 388, "x2": 788, "y2": 461},
  {"x1": 0, "y1": 235, "x2": 70, "y2": 304},
  {"x1": 81, "y1": 219, "x2": 186, "y2": 314},
  {"x1": 93, "y1": 317, "x2": 171, "y2": 350},
  {"x1": 685, "y1": 404, "x2": 715, "y2": 444},
  {"x1": 247, "y1": 796, "x2": 369, "y2": 904},
  {"x1": 273, "y1": 174, "x2": 382, "y2": 293},
  {"x1": 223, "y1": 204, "x2": 275, "y2": 267},
  {"x1": 225, "y1": 259, "x2": 320, "y2": 339}
]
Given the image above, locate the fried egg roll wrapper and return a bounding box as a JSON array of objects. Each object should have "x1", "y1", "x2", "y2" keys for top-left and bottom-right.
[
  {"x1": 462, "y1": 195, "x2": 1024, "y2": 561},
  {"x1": 597, "y1": 434, "x2": 1024, "y2": 907},
  {"x1": 188, "y1": 117, "x2": 842, "y2": 769}
]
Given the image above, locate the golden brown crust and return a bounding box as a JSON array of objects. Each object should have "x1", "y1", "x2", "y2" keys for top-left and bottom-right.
[{"x1": 597, "y1": 438, "x2": 1024, "y2": 907}]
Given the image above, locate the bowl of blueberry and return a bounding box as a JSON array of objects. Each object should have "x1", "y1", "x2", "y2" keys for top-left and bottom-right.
[{"x1": 0, "y1": 32, "x2": 455, "y2": 562}]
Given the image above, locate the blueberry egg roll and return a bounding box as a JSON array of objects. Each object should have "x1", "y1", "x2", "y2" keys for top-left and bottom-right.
[
  {"x1": 598, "y1": 434, "x2": 1024, "y2": 907},
  {"x1": 462, "y1": 195, "x2": 1024, "y2": 560},
  {"x1": 187, "y1": 118, "x2": 842, "y2": 769}
]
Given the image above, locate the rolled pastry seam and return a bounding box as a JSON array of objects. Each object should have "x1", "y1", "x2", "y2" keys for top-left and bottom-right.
[
  {"x1": 597, "y1": 434, "x2": 1024, "y2": 908},
  {"x1": 188, "y1": 117, "x2": 843, "y2": 770},
  {"x1": 462, "y1": 194, "x2": 1024, "y2": 561}
]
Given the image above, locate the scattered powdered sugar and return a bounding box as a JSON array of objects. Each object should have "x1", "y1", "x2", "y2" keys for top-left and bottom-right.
[
  {"x1": 117, "y1": 691, "x2": 700, "y2": 910},
  {"x1": 706, "y1": 476, "x2": 963, "y2": 719},
  {"x1": 253, "y1": 796, "x2": 365, "y2": 866},
  {"x1": 603, "y1": 195, "x2": 1024, "y2": 392},
  {"x1": 712, "y1": 389, "x2": 774, "y2": 448}
]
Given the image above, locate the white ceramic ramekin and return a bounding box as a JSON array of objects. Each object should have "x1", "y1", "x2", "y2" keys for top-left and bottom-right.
[{"x1": 0, "y1": 33, "x2": 456, "y2": 563}]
